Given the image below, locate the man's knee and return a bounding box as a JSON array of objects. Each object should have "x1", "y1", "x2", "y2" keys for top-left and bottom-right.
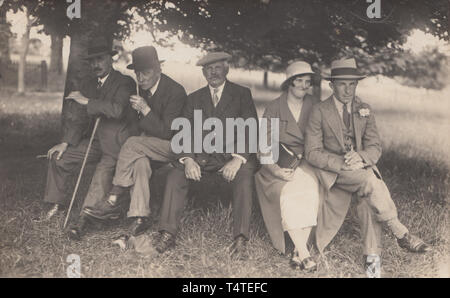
[
  {"x1": 134, "y1": 157, "x2": 151, "y2": 174},
  {"x1": 356, "y1": 171, "x2": 379, "y2": 197}
]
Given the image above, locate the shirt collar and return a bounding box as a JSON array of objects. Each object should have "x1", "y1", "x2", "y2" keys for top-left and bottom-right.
[
  {"x1": 333, "y1": 95, "x2": 351, "y2": 112},
  {"x1": 98, "y1": 72, "x2": 110, "y2": 86},
  {"x1": 150, "y1": 75, "x2": 161, "y2": 95},
  {"x1": 208, "y1": 81, "x2": 226, "y2": 97}
]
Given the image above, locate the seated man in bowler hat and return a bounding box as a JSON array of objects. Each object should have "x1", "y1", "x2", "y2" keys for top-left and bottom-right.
[
  {"x1": 153, "y1": 52, "x2": 259, "y2": 257},
  {"x1": 83, "y1": 46, "x2": 187, "y2": 236},
  {"x1": 41, "y1": 38, "x2": 139, "y2": 240},
  {"x1": 305, "y1": 58, "x2": 430, "y2": 272}
]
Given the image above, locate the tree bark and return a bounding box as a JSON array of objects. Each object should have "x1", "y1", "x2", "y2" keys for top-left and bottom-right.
[
  {"x1": 263, "y1": 70, "x2": 268, "y2": 88},
  {"x1": 18, "y1": 10, "x2": 33, "y2": 94},
  {"x1": 50, "y1": 33, "x2": 64, "y2": 74},
  {"x1": 0, "y1": 8, "x2": 11, "y2": 65}
]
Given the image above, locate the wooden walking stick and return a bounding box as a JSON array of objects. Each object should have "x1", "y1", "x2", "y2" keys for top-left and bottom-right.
[{"x1": 63, "y1": 117, "x2": 101, "y2": 229}]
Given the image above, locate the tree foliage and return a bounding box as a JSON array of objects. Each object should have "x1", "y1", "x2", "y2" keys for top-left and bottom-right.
[{"x1": 140, "y1": 0, "x2": 448, "y2": 71}]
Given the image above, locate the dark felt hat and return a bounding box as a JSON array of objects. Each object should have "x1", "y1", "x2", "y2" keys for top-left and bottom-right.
[
  {"x1": 84, "y1": 38, "x2": 118, "y2": 60},
  {"x1": 127, "y1": 46, "x2": 164, "y2": 71}
]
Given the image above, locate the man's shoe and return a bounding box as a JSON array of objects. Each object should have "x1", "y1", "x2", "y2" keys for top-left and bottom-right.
[
  {"x1": 130, "y1": 217, "x2": 150, "y2": 236},
  {"x1": 397, "y1": 233, "x2": 431, "y2": 253},
  {"x1": 154, "y1": 231, "x2": 175, "y2": 253},
  {"x1": 364, "y1": 254, "x2": 381, "y2": 278},
  {"x1": 83, "y1": 199, "x2": 123, "y2": 221},
  {"x1": 230, "y1": 235, "x2": 248, "y2": 259},
  {"x1": 67, "y1": 214, "x2": 91, "y2": 241}
]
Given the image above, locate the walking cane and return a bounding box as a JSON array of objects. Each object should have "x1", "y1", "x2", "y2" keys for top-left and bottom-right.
[{"x1": 63, "y1": 117, "x2": 101, "y2": 229}]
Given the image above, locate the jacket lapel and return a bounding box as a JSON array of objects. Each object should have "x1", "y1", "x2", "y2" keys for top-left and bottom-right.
[
  {"x1": 279, "y1": 93, "x2": 302, "y2": 139},
  {"x1": 200, "y1": 86, "x2": 214, "y2": 118},
  {"x1": 298, "y1": 94, "x2": 314, "y2": 135},
  {"x1": 322, "y1": 96, "x2": 345, "y2": 150},
  {"x1": 352, "y1": 97, "x2": 366, "y2": 151},
  {"x1": 98, "y1": 70, "x2": 118, "y2": 101},
  {"x1": 214, "y1": 81, "x2": 233, "y2": 116}
]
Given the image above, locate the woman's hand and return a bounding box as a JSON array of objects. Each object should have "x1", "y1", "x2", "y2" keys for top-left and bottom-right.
[{"x1": 265, "y1": 164, "x2": 294, "y2": 181}]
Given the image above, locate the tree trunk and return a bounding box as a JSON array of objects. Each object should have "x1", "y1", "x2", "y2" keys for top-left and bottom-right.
[
  {"x1": 18, "y1": 11, "x2": 32, "y2": 94},
  {"x1": 50, "y1": 33, "x2": 64, "y2": 74},
  {"x1": 263, "y1": 70, "x2": 268, "y2": 88},
  {"x1": 0, "y1": 8, "x2": 11, "y2": 65}
]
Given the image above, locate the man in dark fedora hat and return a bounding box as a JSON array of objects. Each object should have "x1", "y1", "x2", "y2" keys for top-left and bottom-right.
[
  {"x1": 83, "y1": 46, "x2": 187, "y2": 237},
  {"x1": 41, "y1": 37, "x2": 139, "y2": 240},
  {"x1": 153, "y1": 51, "x2": 258, "y2": 258},
  {"x1": 305, "y1": 58, "x2": 430, "y2": 274}
]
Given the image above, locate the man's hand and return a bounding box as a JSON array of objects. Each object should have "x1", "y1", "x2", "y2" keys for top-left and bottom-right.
[
  {"x1": 130, "y1": 95, "x2": 151, "y2": 116},
  {"x1": 344, "y1": 150, "x2": 363, "y2": 166},
  {"x1": 341, "y1": 161, "x2": 365, "y2": 171},
  {"x1": 47, "y1": 142, "x2": 68, "y2": 160},
  {"x1": 66, "y1": 91, "x2": 89, "y2": 105},
  {"x1": 184, "y1": 158, "x2": 202, "y2": 181},
  {"x1": 219, "y1": 157, "x2": 243, "y2": 182}
]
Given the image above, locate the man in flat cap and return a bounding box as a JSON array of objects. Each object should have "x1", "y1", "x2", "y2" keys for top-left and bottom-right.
[
  {"x1": 305, "y1": 58, "x2": 430, "y2": 273},
  {"x1": 41, "y1": 38, "x2": 139, "y2": 239},
  {"x1": 153, "y1": 52, "x2": 258, "y2": 257},
  {"x1": 83, "y1": 46, "x2": 187, "y2": 236}
]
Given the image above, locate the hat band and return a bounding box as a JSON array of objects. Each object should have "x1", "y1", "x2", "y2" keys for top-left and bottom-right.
[{"x1": 331, "y1": 68, "x2": 362, "y2": 77}]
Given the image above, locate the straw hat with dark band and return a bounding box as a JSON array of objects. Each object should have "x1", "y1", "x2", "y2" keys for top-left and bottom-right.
[{"x1": 322, "y1": 58, "x2": 366, "y2": 81}]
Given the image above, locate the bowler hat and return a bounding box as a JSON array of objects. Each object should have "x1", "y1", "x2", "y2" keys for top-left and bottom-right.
[
  {"x1": 85, "y1": 38, "x2": 118, "y2": 60},
  {"x1": 281, "y1": 61, "x2": 315, "y2": 90},
  {"x1": 127, "y1": 46, "x2": 164, "y2": 71},
  {"x1": 322, "y1": 58, "x2": 366, "y2": 80},
  {"x1": 196, "y1": 52, "x2": 232, "y2": 67}
]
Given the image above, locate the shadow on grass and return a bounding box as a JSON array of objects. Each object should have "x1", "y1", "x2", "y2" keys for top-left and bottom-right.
[{"x1": 0, "y1": 109, "x2": 448, "y2": 277}]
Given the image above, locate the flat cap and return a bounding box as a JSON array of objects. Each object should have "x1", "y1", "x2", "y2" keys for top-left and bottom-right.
[{"x1": 196, "y1": 52, "x2": 232, "y2": 66}]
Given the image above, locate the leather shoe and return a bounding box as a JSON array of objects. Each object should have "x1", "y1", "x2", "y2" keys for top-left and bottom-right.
[
  {"x1": 83, "y1": 198, "x2": 124, "y2": 220},
  {"x1": 230, "y1": 235, "x2": 248, "y2": 259},
  {"x1": 67, "y1": 214, "x2": 90, "y2": 241},
  {"x1": 290, "y1": 252, "x2": 317, "y2": 272},
  {"x1": 130, "y1": 217, "x2": 150, "y2": 236},
  {"x1": 397, "y1": 233, "x2": 431, "y2": 253},
  {"x1": 154, "y1": 231, "x2": 175, "y2": 253}
]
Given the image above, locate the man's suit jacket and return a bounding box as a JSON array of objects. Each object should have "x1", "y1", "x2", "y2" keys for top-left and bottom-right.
[
  {"x1": 178, "y1": 80, "x2": 258, "y2": 167},
  {"x1": 305, "y1": 95, "x2": 383, "y2": 252},
  {"x1": 138, "y1": 73, "x2": 187, "y2": 140},
  {"x1": 305, "y1": 95, "x2": 382, "y2": 190},
  {"x1": 61, "y1": 69, "x2": 139, "y2": 157}
]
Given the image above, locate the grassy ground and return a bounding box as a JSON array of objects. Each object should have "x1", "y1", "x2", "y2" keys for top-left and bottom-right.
[{"x1": 0, "y1": 79, "x2": 448, "y2": 277}]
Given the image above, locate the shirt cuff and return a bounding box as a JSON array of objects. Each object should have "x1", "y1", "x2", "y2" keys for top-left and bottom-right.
[
  {"x1": 179, "y1": 157, "x2": 194, "y2": 164},
  {"x1": 231, "y1": 154, "x2": 247, "y2": 164}
]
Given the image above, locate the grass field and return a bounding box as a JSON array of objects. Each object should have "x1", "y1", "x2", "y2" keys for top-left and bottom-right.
[{"x1": 0, "y1": 73, "x2": 448, "y2": 278}]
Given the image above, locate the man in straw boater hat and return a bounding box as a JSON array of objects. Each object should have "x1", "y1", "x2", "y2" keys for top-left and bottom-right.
[
  {"x1": 305, "y1": 58, "x2": 430, "y2": 273},
  {"x1": 153, "y1": 52, "x2": 258, "y2": 257},
  {"x1": 41, "y1": 37, "x2": 139, "y2": 239},
  {"x1": 83, "y1": 46, "x2": 187, "y2": 237}
]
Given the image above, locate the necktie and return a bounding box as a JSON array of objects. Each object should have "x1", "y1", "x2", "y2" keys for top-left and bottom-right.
[
  {"x1": 212, "y1": 88, "x2": 220, "y2": 107},
  {"x1": 343, "y1": 103, "x2": 350, "y2": 130},
  {"x1": 96, "y1": 80, "x2": 102, "y2": 98}
]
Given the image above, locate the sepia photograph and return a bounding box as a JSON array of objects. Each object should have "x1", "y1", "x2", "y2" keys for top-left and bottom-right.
[{"x1": 0, "y1": 0, "x2": 448, "y2": 282}]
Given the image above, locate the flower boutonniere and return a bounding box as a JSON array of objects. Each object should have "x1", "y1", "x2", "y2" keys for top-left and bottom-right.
[
  {"x1": 358, "y1": 107, "x2": 370, "y2": 117},
  {"x1": 354, "y1": 102, "x2": 370, "y2": 118}
]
